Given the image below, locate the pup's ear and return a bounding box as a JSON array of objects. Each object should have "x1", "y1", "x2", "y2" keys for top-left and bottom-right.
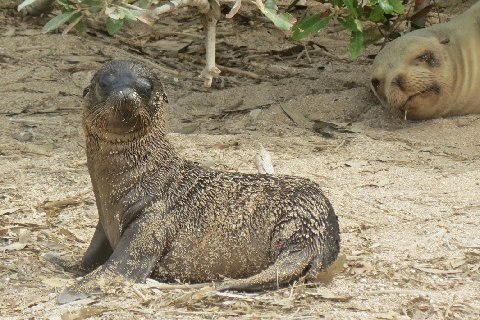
[{"x1": 162, "y1": 93, "x2": 169, "y2": 104}]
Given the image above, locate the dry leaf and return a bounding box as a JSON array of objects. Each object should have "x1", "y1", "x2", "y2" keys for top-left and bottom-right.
[
  {"x1": 414, "y1": 266, "x2": 463, "y2": 275},
  {"x1": 0, "y1": 242, "x2": 26, "y2": 252},
  {"x1": 61, "y1": 307, "x2": 108, "y2": 320},
  {"x1": 281, "y1": 105, "x2": 312, "y2": 129},
  {"x1": 305, "y1": 290, "x2": 352, "y2": 302},
  {"x1": 374, "y1": 311, "x2": 402, "y2": 319},
  {"x1": 255, "y1": 144, "x2": 274, "y2": 174},
  {"x1": 0, "y1": 207, "x2": 22, "y2": 216},
  {"x1": 41, "y1": 277, "x2": 75, "y2": 288},
  {"x1": 59, "y1": 228, "x2": 85, "y2": 243}
]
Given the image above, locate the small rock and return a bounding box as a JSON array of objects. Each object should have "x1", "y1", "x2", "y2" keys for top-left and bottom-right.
[
  {"x1": 18, "y1": 229, "x2": 32, "y2": 244},
  {"x1": 344, "y1": 160, "x2": 369, "y2": 168},
  {"x1": 249, "y1": 109, "x2": 261, "y2": 119},
  {"x1": 176, "y1": 123, "x2": 198, "y2": 134},
  {"x1": 13, "y1": 131, "x2": 33, "y2": 142}
]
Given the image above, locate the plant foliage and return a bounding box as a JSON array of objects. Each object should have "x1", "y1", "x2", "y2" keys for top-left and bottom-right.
[
  {"x1": 290, "y1": 0, "x2": 406, "y2": 58},
  {"x1": 18, "y1": 0, "x2": 408, "y2": 58}
]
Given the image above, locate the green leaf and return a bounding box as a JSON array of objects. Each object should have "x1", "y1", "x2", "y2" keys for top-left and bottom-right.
[
  {"x1": 121, "y1": 7, "x2": 141, "y2": 21},
  {"x1": 62, "y1": 11, "x2": 82, "y2": 35},
  {"x1": 42, "y1": 10, "x2": 78, "y2": 33},
  {"x1": 80, "y1": 0, "x2": 102, "y2": 5},
  {"x1": 105, "y1": 6, "x2": 125, "y2": 20},
  {"x1": 338, "y1": 16, "x2": 360, "y2": 32},
  {"x1": 265, "y1": 0, "x2": 278, "y2": 11},
  {"x1": 17, "y1": 0, "x2": 39, "y2": 11},
  {"x1": 88, "y1": 6, "x2": 103, "y2": 13},
  {"x1": 106, "y1": 17, "x2": 124, "y2": 35},
  {"x1": 367, "y1": 6, "x2": 386, "y2": 22},
  {"x1": 57, "y1": 0, "x2": 73, "y2": 9},
  {"x1": 292, "y1": 14, "x2": 332, "y2": 41},
  {"x1": 343, "y1": 0, "x2": 358, "y2": 18},
  {"x1": 378, "y1": 0, "x2": 393, "y2": 14},
  {"x1": 389, "y1": 0, "x2": 404, "y2": 14},
  {"x1": 362, "y1": 27, "x2": 384, "y2": 45},
  {"x1": 262, "y1": 8, "x2": 294, "y2": 31},
  {"x1": 348, "y1": 31, "x2": 364, "y2": 59},
  {"x1": 136, "y1": 0, "x2": 152, "y2": 9},
  {"x1": 354, "y1": 19, "x2": 363, "y2": 32},
  {"x1": 75, "y1": 19, "x2": 86, "y2": 32}
]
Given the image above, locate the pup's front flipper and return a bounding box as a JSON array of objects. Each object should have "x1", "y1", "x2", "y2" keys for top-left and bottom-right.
[
  {"x1": 45, "y1": 221, "x2": 113, "y2": 277},
  {"x1": 57, "y1": 212, "x2": 167, "y2": 304},
  {"x1": 43, "y1": 253, "x2": 87, "y2": 277}
]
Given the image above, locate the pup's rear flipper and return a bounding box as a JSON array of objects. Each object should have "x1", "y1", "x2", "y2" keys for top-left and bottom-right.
[{"x1": 216, "y1": 247, "x2": 313, "y2": 292}]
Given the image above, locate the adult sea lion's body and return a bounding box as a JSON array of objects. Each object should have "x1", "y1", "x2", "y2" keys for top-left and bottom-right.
[
  {"x1": 370, "y1": 2, "x2": 480, "y2": 120},
  {"x1": 58, "y1": 60, "x2": 340, "y2": 303}
]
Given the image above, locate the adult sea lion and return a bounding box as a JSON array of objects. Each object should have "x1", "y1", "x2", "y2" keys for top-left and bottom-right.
[
  {"x1": 370, "y1": 2, "x2": 480, "y2": 120},
  {"x1": 57, "y1": 60, "x2": 340, "y2": 303}
]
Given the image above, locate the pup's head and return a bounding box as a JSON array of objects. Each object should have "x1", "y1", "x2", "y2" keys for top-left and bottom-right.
[{"x1": 83, "y1": 60, "x2": 168, "y2": 137}]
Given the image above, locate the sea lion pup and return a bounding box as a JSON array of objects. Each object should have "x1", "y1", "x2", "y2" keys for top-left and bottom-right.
[
  {"x1": 58, "y1": 60, "x2": 340, "y2": 303},
  {"x1": 370, "y1": 2, "x2": 480, "y2": 120}
]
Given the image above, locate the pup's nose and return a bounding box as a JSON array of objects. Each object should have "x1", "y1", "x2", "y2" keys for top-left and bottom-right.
[{"x1": 99, "y1": 72, "x2": 132, "y2": 92}]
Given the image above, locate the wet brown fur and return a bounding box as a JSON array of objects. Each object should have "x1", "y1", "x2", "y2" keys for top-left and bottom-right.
[{"x1": 57, "y1": 60, "x2": 340, "y2": 303}]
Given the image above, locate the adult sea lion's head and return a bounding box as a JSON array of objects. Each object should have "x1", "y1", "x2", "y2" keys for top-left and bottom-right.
[
  {"x1": 83, "y1": 60, "x2": 168, "y2": 137},
  {"x1": 370, "y1": 32, "x2": 453, "y2": 120}
]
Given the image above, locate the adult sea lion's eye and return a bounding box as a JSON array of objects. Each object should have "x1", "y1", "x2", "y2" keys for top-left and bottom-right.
[{"x1": 416, "y1": 51, "x2": 437, "y2": 67}]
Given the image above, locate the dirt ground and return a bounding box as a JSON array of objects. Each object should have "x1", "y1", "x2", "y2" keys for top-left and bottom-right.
[{"x1": 1, "y1": 1, "x2": 479, "y2": 319}]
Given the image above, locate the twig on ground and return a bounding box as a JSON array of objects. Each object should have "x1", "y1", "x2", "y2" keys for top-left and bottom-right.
[
  {"x1": 366, "y1": 289, "x2": 428, "y2": 296},
  {"x1": 304, "y1": 45, "x2": 312, "y2": 63},
  {"x1": 37, "y1": 189, "x2": 91, "y2": 212},
  {"x1": 145, "y1": 279, "x2": 213, "y2": 290},
  {"x1": 216, "y1": 64, "x2": 263, "y2": 80}
]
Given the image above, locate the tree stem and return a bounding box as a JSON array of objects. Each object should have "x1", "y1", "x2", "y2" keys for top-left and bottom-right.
[{"x1": 201, "y1": 10, "x2": 220, "y2": 87}]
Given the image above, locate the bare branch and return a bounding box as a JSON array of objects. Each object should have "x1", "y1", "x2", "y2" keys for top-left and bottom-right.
[
  {"x1": 200, "y1": 10, "x2": 221, "y2": 87},
  {"x1": 226, "y1": 0, "x2": 242, "y2": 19},
  {"x1": 152, "y1": 0, "x2": 211, "y2": 16}
]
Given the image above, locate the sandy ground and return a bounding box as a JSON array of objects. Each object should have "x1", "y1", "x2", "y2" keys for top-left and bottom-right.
[{"x1": 1, "y1": 1, "x2": 479, "y2": 319}]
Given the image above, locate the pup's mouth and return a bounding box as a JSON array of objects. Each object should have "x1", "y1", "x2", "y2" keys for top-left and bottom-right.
[{"x1": 100, "y1": 89, "x2": 149, "y2": 133}]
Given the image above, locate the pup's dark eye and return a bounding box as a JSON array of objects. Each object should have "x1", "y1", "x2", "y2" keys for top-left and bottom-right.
[
  {"x1": 136, "y1": 78, "x2": 152, "y2": 93},
  {"x1": 416, "y1": 51, "x2": 437, "y2": 67},
  {"x1": 83, "y1": 86, "x2": 90, "y2": 98}
]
